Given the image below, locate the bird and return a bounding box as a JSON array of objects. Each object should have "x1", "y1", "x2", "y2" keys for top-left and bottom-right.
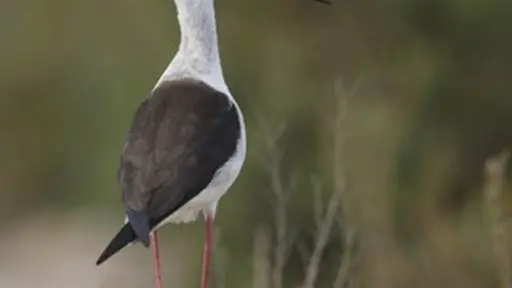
[
  {"x1": 95, "y1": 0, "x2": 331, "y2": 286},
  {"x1": 95, "y1": 0, "x2": 246, "y2": 287}
]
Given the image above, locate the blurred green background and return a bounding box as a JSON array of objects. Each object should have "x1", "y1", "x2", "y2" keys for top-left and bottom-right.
[{"x1": 0, "y1": 0, "x2": 511, "y2": 287}]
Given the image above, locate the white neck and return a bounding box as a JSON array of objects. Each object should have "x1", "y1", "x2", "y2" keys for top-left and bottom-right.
[
  {"x1": 155, "y1": 0, "x2": 228, "y2": 95},
  {"x1": 176, "y1": 0, "x2": 220, "y2": 71}
]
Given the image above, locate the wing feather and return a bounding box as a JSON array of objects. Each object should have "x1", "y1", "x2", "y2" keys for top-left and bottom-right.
[{"x1": 119, "y1": 79, "x2": 240, "y2": 224}]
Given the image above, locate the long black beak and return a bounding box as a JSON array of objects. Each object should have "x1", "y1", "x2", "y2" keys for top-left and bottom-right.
[{"x1": 314, "y1": 0, "x2": 332, "y2": 5}]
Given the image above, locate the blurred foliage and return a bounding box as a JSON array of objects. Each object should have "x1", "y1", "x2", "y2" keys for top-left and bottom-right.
[{"x1": 0, "y1": 0, "x2": 511, "y2": 287}]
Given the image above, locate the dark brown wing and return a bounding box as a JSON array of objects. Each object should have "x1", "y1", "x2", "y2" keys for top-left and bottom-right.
[
  {"x1": 119, "y1": 79, "x2": 240, "y2": 237},
  {"x1": 96, "y1": 79, "x2": 241, "y2": 265}
]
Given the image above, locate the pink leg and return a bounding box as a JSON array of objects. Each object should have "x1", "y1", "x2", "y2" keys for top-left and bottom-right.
[
  {"x1": 201, "y1": 215, "x2": 214, "y2": 288},
  {"x1": 151, "y1": 231, "x2": 163, "y2": 288}
]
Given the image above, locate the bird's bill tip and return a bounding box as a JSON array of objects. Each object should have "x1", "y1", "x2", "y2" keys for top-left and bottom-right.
[{"x1": 314, "y1": 0, "x2": 332, "y2": 5}]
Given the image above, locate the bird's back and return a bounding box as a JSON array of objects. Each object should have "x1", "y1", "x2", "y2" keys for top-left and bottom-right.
[{"x1": 119, "y1": 78, "x2": 241, "y2": 239}]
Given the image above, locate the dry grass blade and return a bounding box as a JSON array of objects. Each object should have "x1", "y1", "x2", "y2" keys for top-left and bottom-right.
[
  {"x1": 256, "y1": 117, "x2": 294, "y2": 288},
  {"x1": 484, "y1": 151, "x2": 511, "y2": 288},
  {"x1": 301, "y1": 78, "x2": 352, "y2": 288},
  {"x1": 301, "y1": 183, "x2": 343, "y2": 288},
  {"x1": 253, "y1": 226, "x2": 271, "y2": 288},
  {"x1": 253, "y1": 77, "x2": 358, "y2": 288},
  {"x1": 333, "y1": 223, "x2": 356, "y2": 288},
  {"x1": 331, "y1": 77, "x2": 358, "y2": 288}
]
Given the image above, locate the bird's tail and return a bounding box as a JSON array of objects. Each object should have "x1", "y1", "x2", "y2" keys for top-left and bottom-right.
[{"x1": 96, "y1": 223, "x2": 137, "y2": 266}]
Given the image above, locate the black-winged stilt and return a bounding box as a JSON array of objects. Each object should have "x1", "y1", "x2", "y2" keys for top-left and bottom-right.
[
  {"x1": 95, "y1": 0, "x2": 330, "y2": 287},
  {"x1": 95, "y1": 0, "x2": 246, "y2": 287}
]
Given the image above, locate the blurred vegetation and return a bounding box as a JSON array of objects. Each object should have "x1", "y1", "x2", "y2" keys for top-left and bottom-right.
[{"x1": 0, "y1": 0, "x2": 511, "y2": 287}]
